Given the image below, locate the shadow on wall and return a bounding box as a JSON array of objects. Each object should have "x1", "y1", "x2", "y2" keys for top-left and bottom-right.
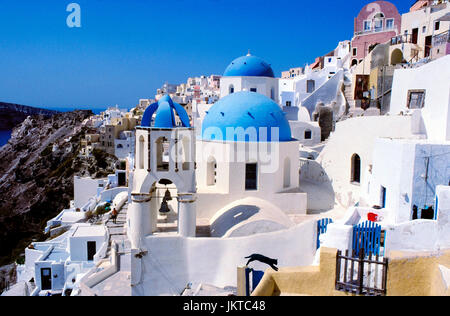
[
  {"x1": 299, "y1": 159, "x2": 336, "y2": 213},
  {"x1": 210, "y1": 205, "x2": 260, "y2": 237}
]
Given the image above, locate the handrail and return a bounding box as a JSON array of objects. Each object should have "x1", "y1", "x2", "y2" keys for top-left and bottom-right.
[{"x1": 391, "y1": 34, "x2": 413, "y2": 45}]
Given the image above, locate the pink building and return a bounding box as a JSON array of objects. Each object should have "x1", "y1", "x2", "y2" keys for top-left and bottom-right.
[{"x1": 351, "y1": 1, "x2": 401, "y2": 66}]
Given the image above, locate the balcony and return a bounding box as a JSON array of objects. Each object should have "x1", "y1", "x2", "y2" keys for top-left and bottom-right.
[
  {"x1": 390, "y1": 34, "x2": 413, "y2": 45},
  {"x1": 354, "y1": 26, "x2": 395, "y2": 37}
]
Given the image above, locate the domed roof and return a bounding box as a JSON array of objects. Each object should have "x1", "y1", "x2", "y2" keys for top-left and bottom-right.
[
  {"x1": 141, "y1": 95, "x2": 190, "y2": 128},
  {"x1": 223, "y1": 54, "x2": 275, "y2": 78},
  {"x1": 201, "y1": 91, "x2": 292, "y2": 142}
]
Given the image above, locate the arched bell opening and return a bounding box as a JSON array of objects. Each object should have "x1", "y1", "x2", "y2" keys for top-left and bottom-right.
[{"x1": 149, "y1": 179, "x2": 180, "y2": 233}]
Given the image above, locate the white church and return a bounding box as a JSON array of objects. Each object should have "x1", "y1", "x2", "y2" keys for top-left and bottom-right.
[{"x1": 124, "y1": 56, "x2": 317, "y2": 295}]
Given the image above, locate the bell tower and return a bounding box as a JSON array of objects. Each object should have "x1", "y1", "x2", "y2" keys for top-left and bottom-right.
[{"x1": 128, "y1": 95, "x2": 196, "y2": 249}]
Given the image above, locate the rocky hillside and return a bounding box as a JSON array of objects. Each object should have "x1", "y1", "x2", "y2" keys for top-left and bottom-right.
[
  {"x1": 0, "y1": 111, "x2": 117, "y2": 266},
  {"x1": 0, "y1": 102, "x2": 59, "y2": 130}
]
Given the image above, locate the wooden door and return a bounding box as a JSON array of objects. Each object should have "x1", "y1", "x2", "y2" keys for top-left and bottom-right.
[
  {"x1": 41, "y1": 268, "x2": 52, "y2": 291},
  {"x1": 412, "y1": 28, "x2": 418, "y2": 44},
  {"x1": 87, "y1": 241, "x2": 96, "y2": 261}
]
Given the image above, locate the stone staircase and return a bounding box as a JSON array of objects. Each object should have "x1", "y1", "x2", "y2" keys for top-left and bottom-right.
[
  {"x1": 87, "y1": 204, "x2": 132, "y2": 296},
  {"x1": 343, "y1": 82, "x2": 355, "y2": 110},
  {"x1": 105, "y1": 204, "x2": 131, "y2": 256}
]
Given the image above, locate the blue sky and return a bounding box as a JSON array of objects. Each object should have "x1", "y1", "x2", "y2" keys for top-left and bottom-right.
[{"x1": 0, "y1": 0, "x2": 411, "y2": 110}]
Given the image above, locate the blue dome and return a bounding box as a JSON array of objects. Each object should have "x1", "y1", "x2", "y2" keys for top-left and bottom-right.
[
  {"x1": 223, "y1": 55, "x2": 275, "y2": 78},
  {"x1": 141, "y1": 95, "x2": 191, "y2": 128},
  {"x1": 201, "y1": 91, "x2": 292, "y2": 142}
]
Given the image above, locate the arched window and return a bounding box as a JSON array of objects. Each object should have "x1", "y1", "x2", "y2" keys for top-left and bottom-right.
[
  {"x1": 304, "y1": 129, "x2": 312, "y2": 140},
  {"x1": 181, "y1": 136, "x2": 191, "y2": 171},
  {"x1": 374, "y1": 13, "x2": 385, "y2": 32},
  {"x1": 156, "y1": 137, "x2": 170, "y2": 172},
  {"x1": 207, "y1": 157, "x2": 217, "y2": 186},
  {"x1": 283, "y1": 158, "x2": 291, "y2": 188},
  {"x1": 229, "y1": 84, "x2": 235, "y2": 94},
  {"x1": 351, "y1": 59, "x2": 358, "y2": 67},
  {"x1": 351, "y1": 154, "x2": 361, "y2": 184},
  {"x1": 138, "y1": 136, "x2": 145, "y2": 169}
]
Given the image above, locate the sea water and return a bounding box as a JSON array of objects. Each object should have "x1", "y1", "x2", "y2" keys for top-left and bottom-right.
[{"x1": 0, "y1": 130, "x2": 12, "y2": 147}]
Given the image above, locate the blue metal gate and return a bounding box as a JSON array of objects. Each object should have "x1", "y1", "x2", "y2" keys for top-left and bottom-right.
[
  {"x1": 352, "y1": 221, "x2": 382, "y2": 257},
  {"x1": 317, "y1": 218, "x2": 333, "y2": 249}
]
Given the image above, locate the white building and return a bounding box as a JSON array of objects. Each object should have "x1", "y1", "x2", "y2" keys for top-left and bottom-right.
[
  {"x1": 19, "y1": 224, "x2": 108, "y2": 296},
  {"x1": 318, "y1": 55, "x2": 450, "y2": 256},
  {"x1": 114, "y1": 130, "x2": 135, "y2": 160}
]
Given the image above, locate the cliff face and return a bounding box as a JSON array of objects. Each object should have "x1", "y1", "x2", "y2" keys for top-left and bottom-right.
[
  {"x1": 0, "y1": 102, "x2": 59, "y2": 130},
  {"x1": 0, "y1": 110, "x2": 117, "y2": 266}
]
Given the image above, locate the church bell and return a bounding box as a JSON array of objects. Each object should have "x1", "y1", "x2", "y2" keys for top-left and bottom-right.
[
  {"x1": 164, "y1": 188, "x2": 172, "y2": 201},
  {"x1": 159, "y1": 199, "x2": 170, "y2": 214}
]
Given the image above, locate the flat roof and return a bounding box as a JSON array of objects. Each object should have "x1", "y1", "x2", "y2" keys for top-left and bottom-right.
[
  {"x1": 44, "y1": 249, "x2": 69, "y2": 262},
  {"x1": 72, "y1": 225, "x2": 106, "y2": 238}
]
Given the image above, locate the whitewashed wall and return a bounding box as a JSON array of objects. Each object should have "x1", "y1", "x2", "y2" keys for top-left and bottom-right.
[
  {"x1": 220, "y1": 77, "x2": 279, "y2": 104},
  {"x1": 318, "y1": 115, "x2": 416, "y2": 208},
  {"x1": 74, "y1": 177, "x2": 103, "y2": 209},
  {"x1": 132, "y1": 219, "x2": 317, "y2": 296},
  {"x1": 390, "y1": 55, "x2": 450, "y2": 142}
]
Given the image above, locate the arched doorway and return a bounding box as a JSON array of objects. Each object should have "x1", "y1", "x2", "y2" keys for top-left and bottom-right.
[{"x1": 391, "y1": 49, "x2": 403, "y2": 65}]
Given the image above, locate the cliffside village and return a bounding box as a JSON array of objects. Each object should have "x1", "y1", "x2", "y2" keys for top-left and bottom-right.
[{"x1": 2, "y1": 0, "x2": 450, "y2": 296}]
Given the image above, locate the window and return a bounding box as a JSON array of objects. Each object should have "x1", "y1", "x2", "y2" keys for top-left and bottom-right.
[
  {"x1": 352, "y1": 47, "x2": 357, "y2": 56},
  {"x1": 229, "y1": 84, "x2": 234, "y2": 94},
  {"x1": 304, "y1": 130, "x2": 312, "y2": 140},
  {"x1": 435, "y1": 21, "x2": 440, "y2": 31},
  {"x1": 351, "y1": 154, "x2": 361, "y2": 184},
  {"x1": 138, "y1": 136, "x2": 145, "y2": 169},
  {"x1": 283, "y1": 158, "x2": 291, "y2": 189},
  {"x1": 245, "y1": 163, "x2": 258, "y2": 191},
  {"x1": 156, "y1": 137, "x2": 170, "y2": 172},
  {"x1": 386, "y1": 19, "x2": 394, "y2": 30},
  {"x1": 374, "y1": 19, "x2": 383, "y2": 32},
  {"x1": 364, "y1": 20, "x2": 372, "y2": 31},
  {"x1": 306, "y1": 80, "x2": 315, "y2": 93},
  {"x1": 181, "y1": 137, "x2": 192, "y2": 171},
  {"x1": 286, "y1": 101, "x2": 292, "y2": 107},
  {"x1": 380, "y1": 186, "x2": 387, "y2": 208},
  {"x1": 250, "y1": 88, "x2": 257, "y2": 92},
  {"x1": 422, "y1": 26, "x2": 427, "y2": 33},
  {"x1": 407, "y1": 90, "x2": 426, "y2": 109}
]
